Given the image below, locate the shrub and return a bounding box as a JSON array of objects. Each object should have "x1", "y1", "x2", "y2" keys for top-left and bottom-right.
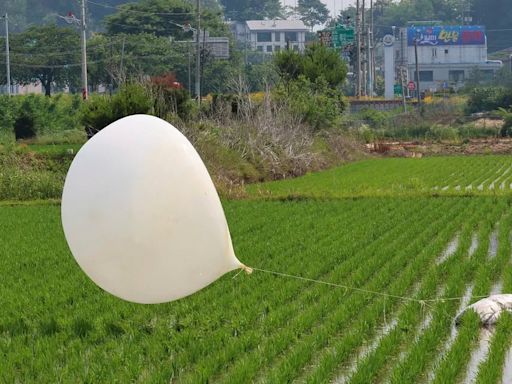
[
  {"x1": 150, "y1": 73, "x2": 195, "y2": 121},
  {"x1": 272, "y1": 76, "x2": 345, "y2": 130},
  {"x1": 358, "y1": 108, "x2": 391, "y2": 129},
  {"x1": 426, "y1": 124, "x2": 459, "y2": 142},
  {"x1": 81, "y1": 83, "x2": 153, "y2": 137},
  {"x1": 466, "y1": 87, "x2": 512, "y2": 113},
  {"x1": 0, "y1": 94, "x2": 82, "y2": 142},
  {"x1": 497, "y1": 107, "x2": 512, "y2": 137},
  {"x1": 14, "y1": 110, "x2": 36, "y2": 140}
]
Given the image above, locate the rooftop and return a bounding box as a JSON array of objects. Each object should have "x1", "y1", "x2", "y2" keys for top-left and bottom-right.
[{"x1": 245, "y1": 19, "x2": 308, "y2": 32}]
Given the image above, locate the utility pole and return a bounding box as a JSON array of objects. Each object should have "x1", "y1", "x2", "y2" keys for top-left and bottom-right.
[
  {"x1": 355, "y1": 0, "x2": 361, "y2": 98},
  {"x1": 414, "y1": 35, "x2": 421, "y2": 109},
  {"x1": 120, "y1": 35, "x2": 126, "y2": 80},
  {"x1": 3, "y1": 13, "x2": 11, "y2": 96},
  {"x1": 400, "y1": 67, "x2": 407, "y2": 113},
  {"x1": 195, "y1": 0, "x2": 201, "y2": 106},
  {"x1": 362, "y1": 0, "x2": 366, "y2": 97},
  {"x1": 80, "y1": 0, "x2": 88, "y2": 100},
  {"x1": 369, "y1": 0, "x2": 374, "y2": 97}
]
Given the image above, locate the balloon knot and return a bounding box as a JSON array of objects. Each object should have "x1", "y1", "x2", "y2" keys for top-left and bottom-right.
[{"x1": 241, "y1": 265, "x2": 253, "y2": 275}]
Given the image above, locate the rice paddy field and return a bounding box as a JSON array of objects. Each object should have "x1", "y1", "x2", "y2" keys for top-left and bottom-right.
[
  {"x1": 249, "y1": 155, "x2": 512, "y2": 198},
  {"x1": 2, "y1": 155, "x2": 512, "y2": 383}
]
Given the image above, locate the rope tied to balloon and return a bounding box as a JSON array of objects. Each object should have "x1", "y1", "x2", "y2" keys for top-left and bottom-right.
[{"x1": 242, "y1": 266, "x2": 490, "y2": 306}]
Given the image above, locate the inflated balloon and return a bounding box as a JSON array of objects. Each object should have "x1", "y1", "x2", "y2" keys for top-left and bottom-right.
[{"x1": 61, "y1": 115, "x2": 249, "y2": 304}]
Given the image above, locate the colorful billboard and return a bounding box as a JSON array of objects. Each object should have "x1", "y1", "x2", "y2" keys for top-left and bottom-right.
[{"x1": 407, "y1": 26, "x2": 486, "y2": 46}]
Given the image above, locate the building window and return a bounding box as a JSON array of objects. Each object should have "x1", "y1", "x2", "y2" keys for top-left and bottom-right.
[
  {"x1": 257, "y1": 32, "x2": 272, "y2": 42},
  {"x1": 256, "y1": 46, "x2": 263, "y2": 52},
  {"x1": 432, "y1": 48, "x2": 437, "y2": 57},
  {"x1": 274, "y1": 32, "x2": 281, "y2": 42},
  {"x1": 449, "y1": 70, "x2": 465, "y2": 82},
  {"x1": 266, "y1": 45, "x2": 273, "y2": 53},
  {"x1": 274, "y1": 45, "x2": 281, "y2": 52},
  {"x1": 444, "y1": 49, "x2": 449, "y2": 54},
  {"x1": 285, "y1": 32, "x2": 298, "y2": 42},
  {"x1": 415, "y1": 71, "x2": 434, "y2": 82}
]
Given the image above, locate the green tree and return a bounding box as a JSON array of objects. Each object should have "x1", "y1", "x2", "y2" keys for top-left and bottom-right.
[
  {"x1": 302, "y1": 43, "x2": 347, "y2": 88},
  {"x1": 297, "y1": 0, "x2": 329, "y2": 29},
  {"x1": 219, "y1": 0, "x2": 282, "y2": 21},
  {"x1": 105, "y1": 0, "x2": 226, "y2": 38},
  {"x1": 472, "y1": 0, "x2": 512, "y2": 52},
  {"x1": 273, "y1": 49, "x2": 304, "y2": 85},
  {"x1": 87, "y1": 33, "x2": 189, "y2": 91},
  {"x1": 274, "y1": 44, "x2": 347, "y2": 90},
  {"x1": 1, "y1": 24, "x2": 81, "y2": 96}
]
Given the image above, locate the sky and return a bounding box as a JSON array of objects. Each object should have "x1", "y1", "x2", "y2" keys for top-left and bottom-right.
[{"x1": 281, "y1": 0, "x2": 357, "y2": 19}]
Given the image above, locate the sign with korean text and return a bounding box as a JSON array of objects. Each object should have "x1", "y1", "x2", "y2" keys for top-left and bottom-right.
[{"x1": 407, "y1": 26, "x2": 485, "y2": 46}]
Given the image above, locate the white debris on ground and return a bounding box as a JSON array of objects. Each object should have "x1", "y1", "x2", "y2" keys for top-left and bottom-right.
[{"x1": 455, "y1": 294, "x2": 512, "y2": 326}]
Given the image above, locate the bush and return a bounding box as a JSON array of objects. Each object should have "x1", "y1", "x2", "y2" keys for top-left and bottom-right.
[
  {"x1": 273, "y1": 76, "x2": 345, "y2": 130},
  {"x1": 0, "y1": 94, "x2": 82, "y2": 142},
  {"x1": 81, "y1": 83, "x2": 153, "y2": 137},
  {"x1": 497, "y1": 108, "x2": 512, "y2": 137},
  {"x1": 358, "y1": 108, "x2": 392, "y2": 129},
  {"x1": 426, "y1": 124, "x2": 459, "y2": 141},
  {"x1": 150, "y1": 73, "x2": 195, "y2": 121},
  {"x1": 14, "y1": 110, "x2": 36, "y2": 140},
  {"x1": 466, "y1": 87, "x2": 512, "y2": 114}
]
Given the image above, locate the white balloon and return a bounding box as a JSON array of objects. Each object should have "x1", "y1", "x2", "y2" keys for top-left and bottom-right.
[{"x1": 61, "y1": 115, "x2": 245, "y2": 304}]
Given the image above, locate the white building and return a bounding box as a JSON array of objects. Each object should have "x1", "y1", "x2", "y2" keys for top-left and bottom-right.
[
  {"x1": 394, "y1": 25, "x2": 502, "y2": 92},
  {"x1": 231, "y1": 20, "x2": 308, "y2": 54}
]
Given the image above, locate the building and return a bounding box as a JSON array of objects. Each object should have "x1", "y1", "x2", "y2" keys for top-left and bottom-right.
[
  {"x1": 393, "y1": 25, "x2": 502, "y2": 92},
  {"x1": 230, "y1": 20, "x2": 308, "y2": 54},
  {"x1": 191, "y1": 30, "x2": 230, "y2": 59}
]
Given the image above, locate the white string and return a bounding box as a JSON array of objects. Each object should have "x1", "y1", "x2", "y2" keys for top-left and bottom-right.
[{"x1": 246, "y1": 266, "x2": 490, "y2": 305}]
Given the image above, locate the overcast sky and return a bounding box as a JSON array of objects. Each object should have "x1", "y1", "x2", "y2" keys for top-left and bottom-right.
[{"x1": 281, "y1": 0, "x2": 357, "y2": 18}]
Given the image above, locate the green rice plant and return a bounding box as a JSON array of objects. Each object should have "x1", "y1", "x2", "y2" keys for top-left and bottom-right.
[
  {"x1": 386, "y1": 204, "x2": 509, "y2": 383},
  {"x1": 475, "y1": 312, "x2": 512, "y2": 384},
  {"x1": 178, "y1": 199, "x2": 444, "y2": 383},
  {"x1": 252, "y1": 200, "x2": 470, "y2": 383},
  {"x1": 431, "y1": 311, "x2": 481, "y2": 384},
  {"x1": 248, "y1": 156, "x2": 512, "y2": 199}
]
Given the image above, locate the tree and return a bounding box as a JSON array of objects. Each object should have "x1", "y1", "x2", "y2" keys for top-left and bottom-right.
[
  {"x1": 274, "y1": 49, "x2": 304, "y2": 85},
  {"x1": 296, "y1": 0, "x2": 329, "y2": 29},
  {"x1": 2, "y1": 24, "x2": 81, "y2": 96},
  {"x1": 219, "y1": 0, "x2": 282, "y2": 21},
  {"x1": 87, "y1": 32, "x2": 189, "y2": 91},
  {"x1": 105, "y1": 0, "x2": 227, "y2": 39},
  {"x1": 302, "y1": 43, "x2": 347, "y2": 88},
  {"x1": 275, "y1": 44, "x2": 347, "y2": 90},
  {"x1": 472, "y1": 0, "x2": 512, "y2": 52}
]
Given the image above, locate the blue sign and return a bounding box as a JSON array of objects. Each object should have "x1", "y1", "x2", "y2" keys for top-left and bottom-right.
[{"x1": 407, "y1": 26, "x2": 486, "y2": 46}]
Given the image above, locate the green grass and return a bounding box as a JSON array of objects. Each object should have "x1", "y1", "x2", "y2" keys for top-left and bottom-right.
[
  {"x1": 248, "y1": 156, "x2": 512, "y2": 198},
  {"x1": 2, "y1": 154, "x2": 512, "y2": 382}
]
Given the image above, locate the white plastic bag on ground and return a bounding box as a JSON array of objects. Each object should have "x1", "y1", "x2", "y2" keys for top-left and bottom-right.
[{"x1": 456, "y1": 294, "x2": 512, "y2": 326}]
